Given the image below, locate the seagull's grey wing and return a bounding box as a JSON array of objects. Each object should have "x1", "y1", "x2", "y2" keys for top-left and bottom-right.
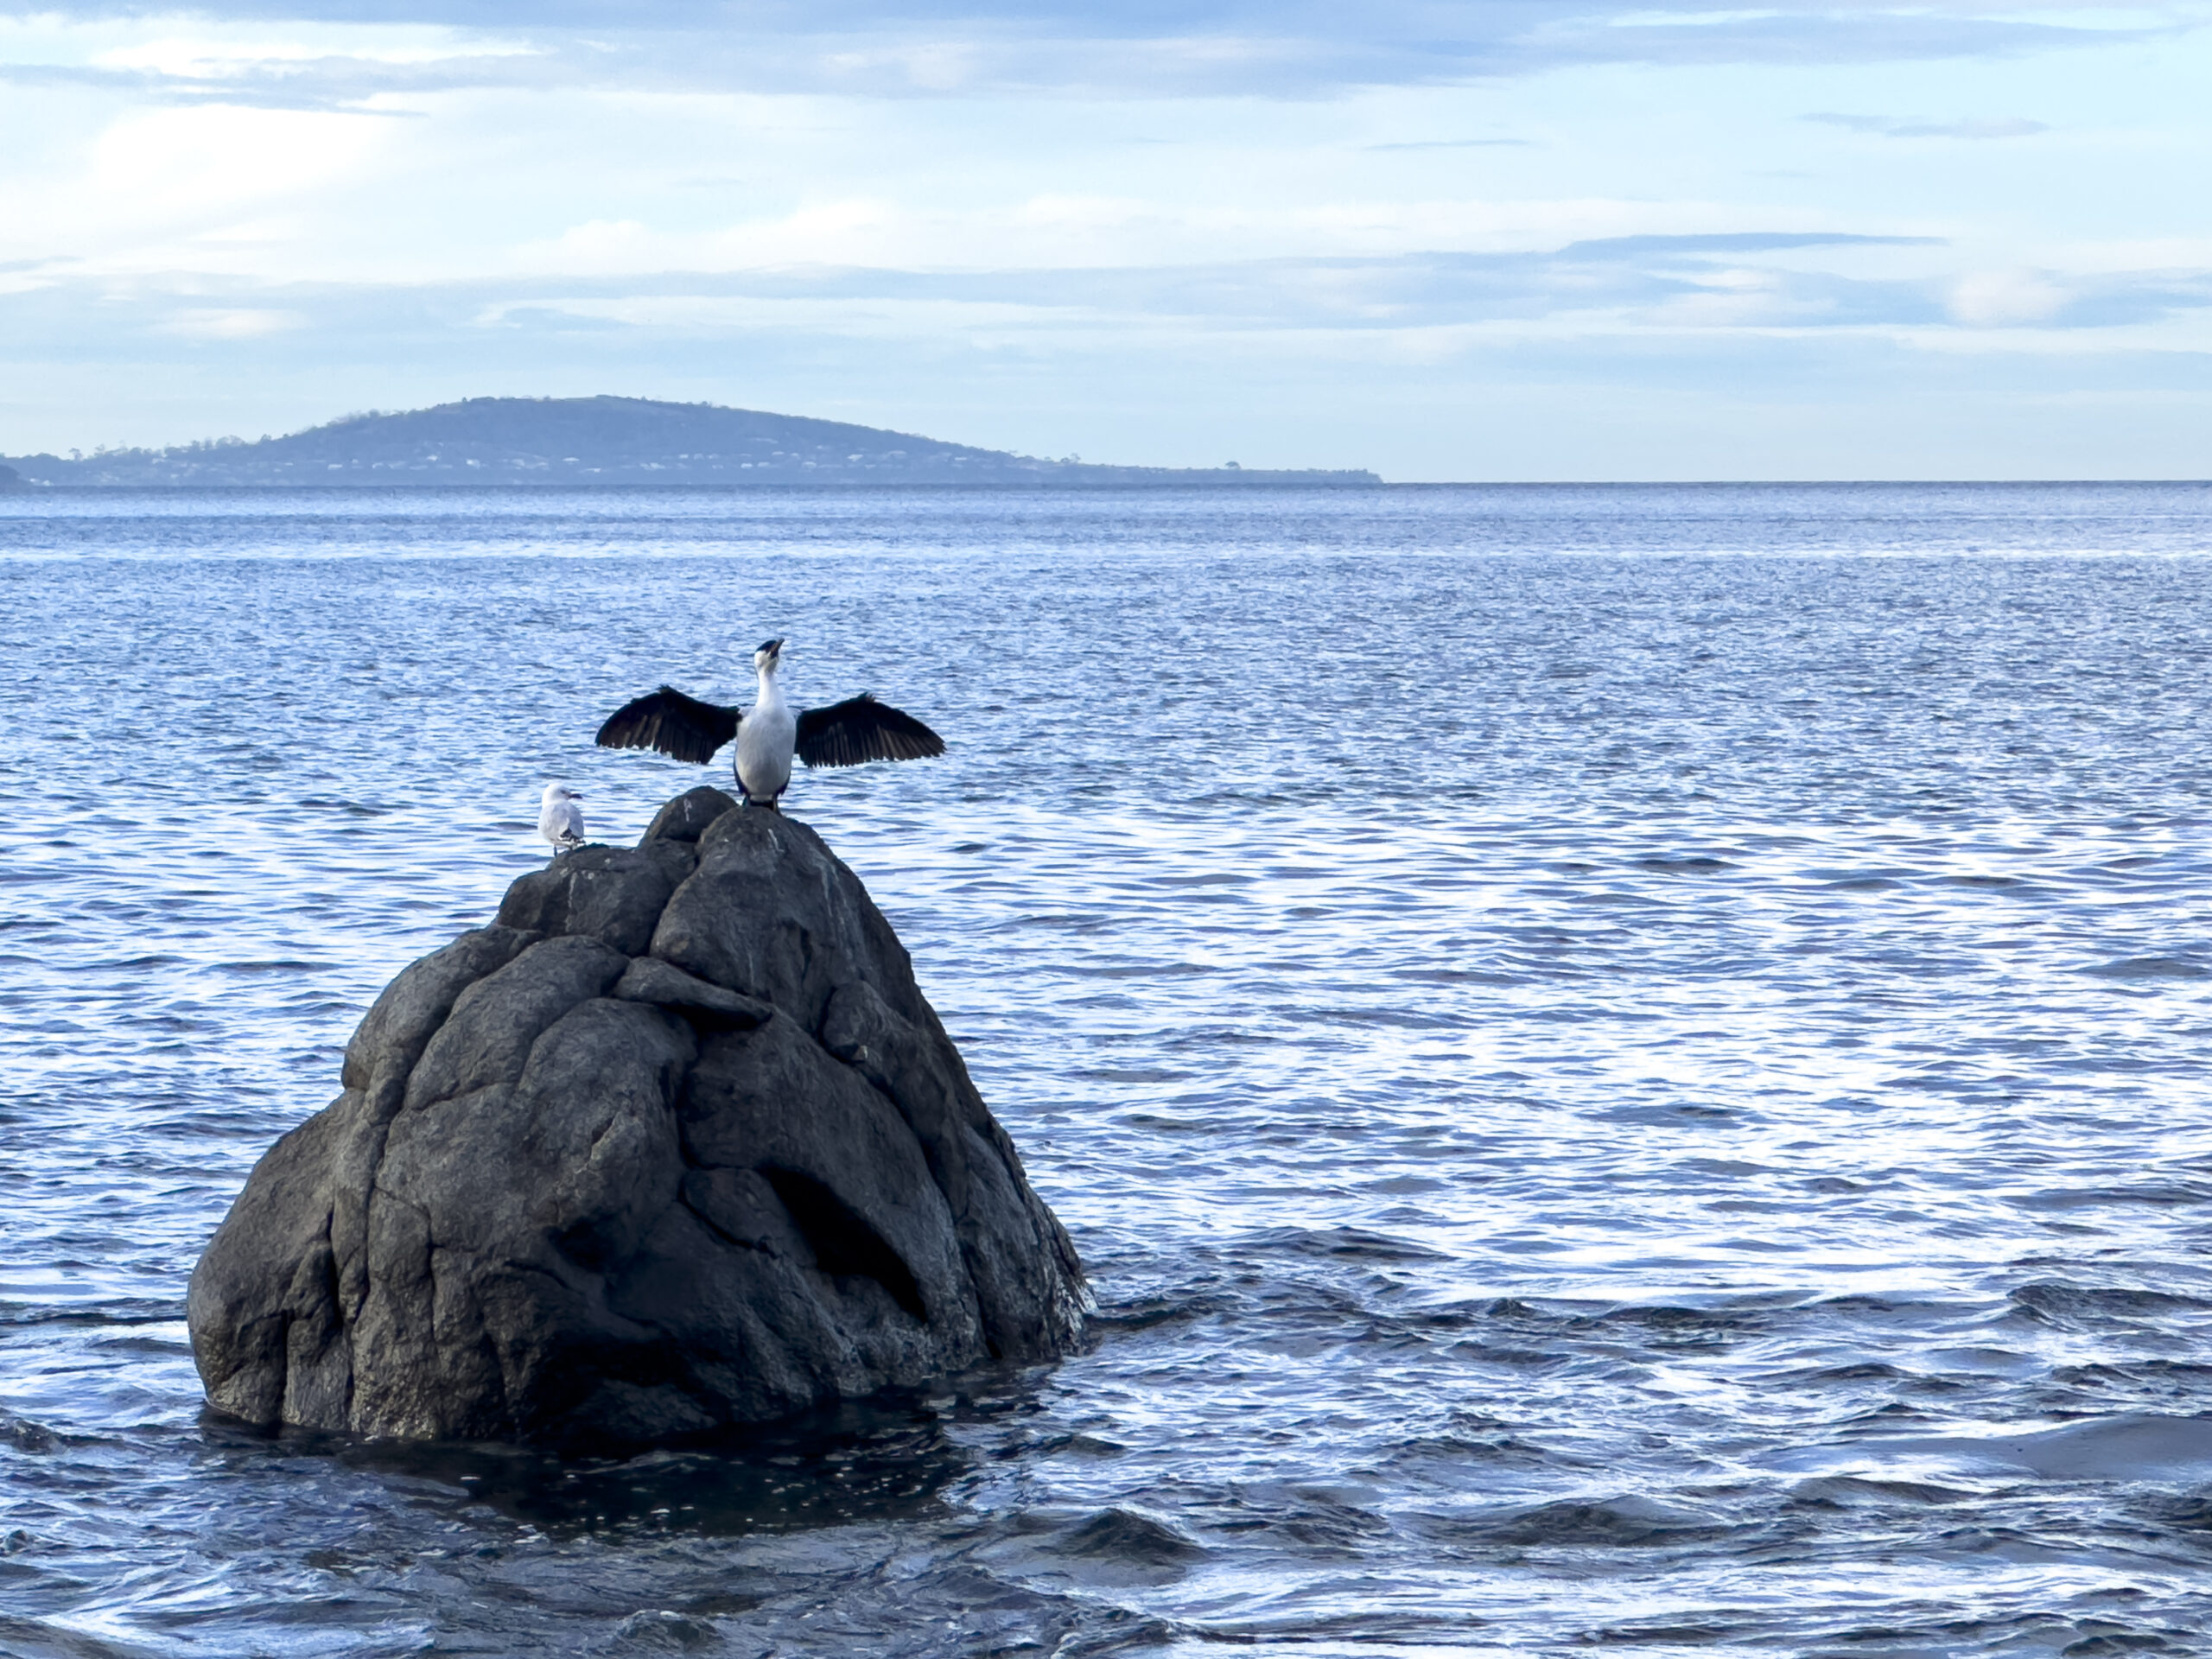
[
  {"x1": 795, "y1": 695, "x2": 946, "y2": 769},
  {"x1": 595, "y1": 685, "x2": 741, "y2": 766}
]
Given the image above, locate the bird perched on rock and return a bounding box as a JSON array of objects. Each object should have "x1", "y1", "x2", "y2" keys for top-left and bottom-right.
[
  {"x1": 594, "y1": 637, "x2": 944, "y2": 809},
  {"x1": 537, "y1": 783, "x2": 586, "y2": 854}
]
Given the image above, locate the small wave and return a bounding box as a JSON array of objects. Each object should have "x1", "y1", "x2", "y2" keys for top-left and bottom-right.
[
  {"x1": 0, "y1": 1302, "x2": 182, "y2": 1329},
  {"x1": 1059, "y1": 1506, "x2": 1205, "y2": 1565},
  {"x1": 1386, "y1": 1430, "x2": 1561, "y2": 1465},
  {"x1": 1390, "y1": 967, "x2": 1523, "y2": 985},
  {"x1": 1085, "y1": 1293, "x2": 1230, "y2": 1332},
  {"x1": 2012, "y1": 1184, "x2": 2212, "y2": 1211},
  {"x1": 1586, "y1": 1622, "x2": 1766, "y2": 1649},
  {"x1": 0, "y1": 1615, "x2": 150, "y2": 1659},
  {"x1": 1, "y1": 1414, "x2": 66, "y2": 1453},
  {"x1": 2010, "y1": 1282, "x2": 2212, "y2": 1324},
  {"x1": 1791, "y1": 1474, "x2": 1972, "y2": 1506},
  {"x1": 1605, "y1": 1103, "x2": 1735, "y2": 1123},
  {"x1": 1454, "y1": 1493, "x2": 1731, "y2": 1548},
  {"x1": 1894, "y1": 1414, "x2": 2212, "y2": 1479},
  {"x1": 2082, "y1": 956, "x2": 2210, "y2": 980},
  {"x1": 1763, "y1": 1361, "x2": 1912, "y2": 1386},
  {"x1": 611, "y1": 1611, "x2": 723, "y2": 1652},
  {"x1": 1061, "y1": 961, "x2": 1220, "y2": 979},
  {"x1": 1806, "y1": 1294, "x2": 1957, "y2": 1321},
  {"x1": 1250, "y1": 1225, "x2": 1448, "y2": 1263},
  {"x1": 1580, "y1": 1303, "x2": 1757, "y2": 1338}
]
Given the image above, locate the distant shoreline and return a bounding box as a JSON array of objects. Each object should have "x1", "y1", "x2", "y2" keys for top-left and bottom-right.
[
  {"x1": 8, "y1": 477, "x2": 2206, "y2": 492},
  {"x1": 0, "y1": 474, "x2": 1385, "y2": 491}
]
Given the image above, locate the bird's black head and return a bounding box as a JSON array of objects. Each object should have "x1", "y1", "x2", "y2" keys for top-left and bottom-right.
[{"x1": 753, "y1": 637, "x2": 785, "y2": 671}]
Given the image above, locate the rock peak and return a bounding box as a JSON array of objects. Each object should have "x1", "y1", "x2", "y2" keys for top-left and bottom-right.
[{"x1": 188, "y1": 791, "x2": 1087, "y2": 1446}]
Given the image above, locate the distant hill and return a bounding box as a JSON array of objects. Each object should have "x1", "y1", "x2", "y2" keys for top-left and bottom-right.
[{"x1": 2, "y1": 397, "x2": 1378, "y2": 488}]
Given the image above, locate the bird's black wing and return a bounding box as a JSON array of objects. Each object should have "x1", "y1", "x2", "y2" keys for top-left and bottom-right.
[
  {"x1": 595, "y1": 685, "x2": 741, "y2": 765},
  {"x1": 795, "y1": 695, "x2": 946, "y2": 769}
]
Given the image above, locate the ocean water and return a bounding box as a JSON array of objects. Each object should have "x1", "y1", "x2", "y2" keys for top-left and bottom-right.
[{"x1": 4, "y1": 481, "x2": 2212, "y2": 1657}]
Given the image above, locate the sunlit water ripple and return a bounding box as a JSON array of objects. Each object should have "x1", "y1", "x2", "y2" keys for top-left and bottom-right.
[{"x1": 3, "y1": 482, "x2": 2212, "y2": 1656}]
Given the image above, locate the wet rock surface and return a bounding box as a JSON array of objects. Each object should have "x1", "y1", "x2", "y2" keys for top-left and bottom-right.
[{"x1": 188, "y1": 785, "x2": 1088, "y2": 1446}]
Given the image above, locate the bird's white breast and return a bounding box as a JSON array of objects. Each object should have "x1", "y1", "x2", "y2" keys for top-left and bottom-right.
[{"x1": 736, "y1": 682, "x2": 797, "y2": 800}]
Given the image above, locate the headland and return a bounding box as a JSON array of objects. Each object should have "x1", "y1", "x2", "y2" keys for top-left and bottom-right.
[{"x1": 3, "y1": 396, "x2": 1381, "y2": 488}]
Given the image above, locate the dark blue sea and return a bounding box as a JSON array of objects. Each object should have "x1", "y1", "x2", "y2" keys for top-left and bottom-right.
[{"x1": 5, "y1": 482, "x2": 2212, "y2": 1657}]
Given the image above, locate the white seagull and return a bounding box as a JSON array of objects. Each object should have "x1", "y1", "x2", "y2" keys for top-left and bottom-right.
[
  {"x1": 537, "y1": 783, "x2": 587, "y2": 854},
  {"x1": 593, "y1": 637, "x2": 944, "y2": 809}
]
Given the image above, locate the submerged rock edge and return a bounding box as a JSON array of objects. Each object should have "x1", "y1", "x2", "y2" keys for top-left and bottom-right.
[{"x1": 188, "y1": 785, "x2": 1089, "y2": 1446}]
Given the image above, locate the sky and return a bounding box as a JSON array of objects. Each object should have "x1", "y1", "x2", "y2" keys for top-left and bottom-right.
[{"x1": 1, "y1": 1, "x2": 2208, "y2": 480}]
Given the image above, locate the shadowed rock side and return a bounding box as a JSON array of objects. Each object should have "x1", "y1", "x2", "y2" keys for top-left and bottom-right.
[{"x1": 188, "y1": 788, "x2": 1088, "y2": 1446}]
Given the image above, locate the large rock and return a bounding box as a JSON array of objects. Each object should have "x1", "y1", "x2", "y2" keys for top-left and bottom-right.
[{"x1": 188, "y1": 787, "x2": 1088, "y2": 1446}]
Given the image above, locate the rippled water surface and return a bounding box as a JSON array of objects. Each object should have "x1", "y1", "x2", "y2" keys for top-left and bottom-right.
[{"x1": 6, "y1": 482, "x2": 2212, "y2": 1657}]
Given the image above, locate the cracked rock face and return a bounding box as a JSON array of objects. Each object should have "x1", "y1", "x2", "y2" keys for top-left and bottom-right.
[{"x1": 188, "y1": 788, "x2": 1089, "y2": 1446}]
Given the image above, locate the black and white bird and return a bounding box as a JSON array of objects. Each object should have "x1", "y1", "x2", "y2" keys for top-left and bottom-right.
[
  {"x1": 594, "y1": 638, "x2": 944, "y2": 808},
  {"x1": 538, "y1": 782, "x2": 587, "y2": 853}
]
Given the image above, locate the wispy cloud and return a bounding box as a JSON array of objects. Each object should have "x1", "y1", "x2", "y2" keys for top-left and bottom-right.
[
  {"x1": 1365, "y1": 138, "x2": 1534, "y2": 151},
  {"x1": 1554, "y1": 232, "x2": 1941, "y2": 259},
  {"x1": 0, "y1": 3, "x2": 2185, "y2": 101},
  {"x1": 156, "y1": 304, "x2": 306, "y2": 337},
  {"x1": 14, "y1": 235, "x2": 2209, "y2": 349},
  {"x1": 1806, "y1": 111, "x2": 2050, "y2": 138}
]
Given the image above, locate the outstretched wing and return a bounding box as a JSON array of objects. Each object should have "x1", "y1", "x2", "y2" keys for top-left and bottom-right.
[
  {"x1": 595, "y1": 685, "x2": 741, "y2": 765},
  {"x1": 795, "y1": 695, "x2": 946, "y2": 769}
]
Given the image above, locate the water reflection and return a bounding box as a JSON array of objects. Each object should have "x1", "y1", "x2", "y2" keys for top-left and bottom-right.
[
  {"x1": 8, "y1": 487, "x2": 2212, "y2": 1654},
  {"x1": 198, "y1": 1382, "x2": 1027, "y2": 1539}
]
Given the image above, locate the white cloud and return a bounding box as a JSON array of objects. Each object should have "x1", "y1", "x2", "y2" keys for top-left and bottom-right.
[
  {"x1": 1948, "y1": 268, "x2": 2069, "y2": 325},
  {"x1": 86, "y1": 104, "x2": 390, "y2": 215},
  {"x1": 159, "y1": 305, "x2": 305, "y2": 336},
  {"x1": 518, "y1": 201, "x2": 905, "y2": 276}
]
